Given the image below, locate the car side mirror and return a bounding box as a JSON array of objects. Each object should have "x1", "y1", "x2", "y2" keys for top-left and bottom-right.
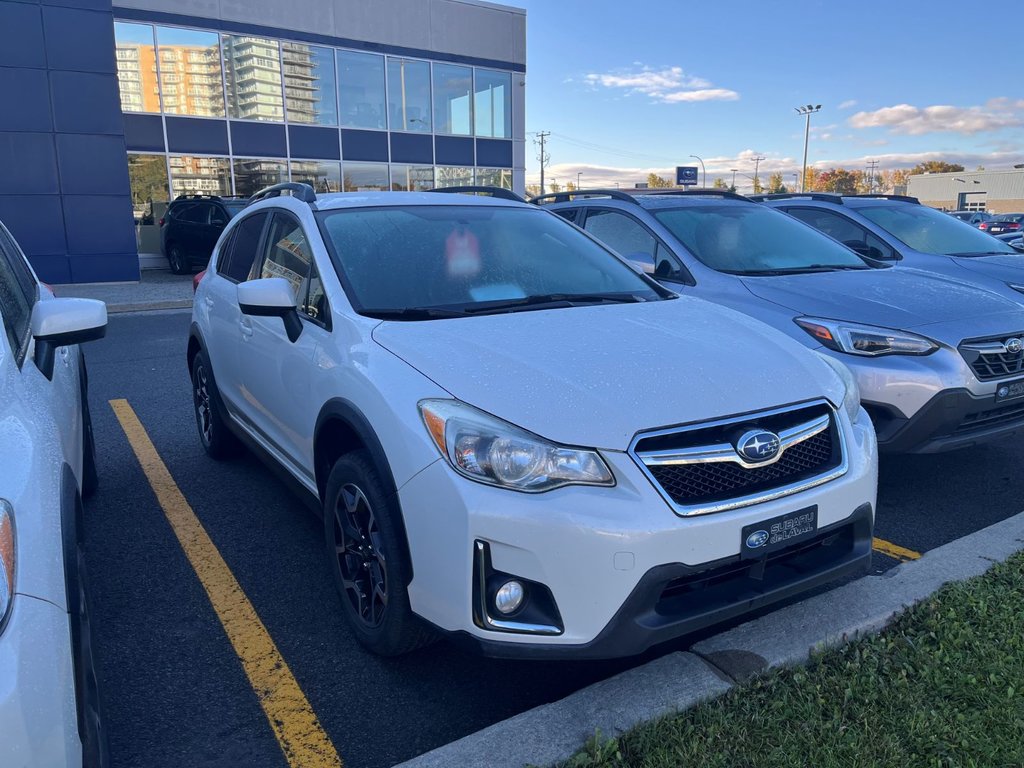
[
  {"x1": 1012, "y1": 243, "x2": 1024, "y2": 253},
  {"x1": 237, "y1": 278, "x2": 302, "y2": 342},
  {"x1": 31, "y1": 298, "x2": 107, "y2": 380}
]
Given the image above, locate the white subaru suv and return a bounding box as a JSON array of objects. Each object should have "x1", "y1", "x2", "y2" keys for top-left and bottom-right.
[
  {"x1": 0, "y1": 221, "x2": 108, "y2": 765},
  {"x1": 188, "y1": 184, "x2": 878, "y2": 658}
]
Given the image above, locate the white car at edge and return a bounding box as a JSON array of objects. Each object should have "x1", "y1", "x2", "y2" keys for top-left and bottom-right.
[
  {"x1": 188, "y1": 184, "x2": 878, "y2": 658},
  {"x1": 0, "y1": 220, "x2": 108, "y2": 766}
]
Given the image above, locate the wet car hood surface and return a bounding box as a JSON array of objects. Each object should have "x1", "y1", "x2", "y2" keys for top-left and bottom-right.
[
  {"x1": 371, "y1": 296, "x2": 844, "y2": 451},
  {"x1": 739, "y1": 267, "x2": 1023, "y2": 332}
]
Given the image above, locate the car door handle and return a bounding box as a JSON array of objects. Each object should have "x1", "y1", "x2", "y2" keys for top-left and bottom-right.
[
  {"x1": 204, "y1": 296, "x2": 214, "y2": 309},
  {"x1": 239, "y1": 317, "x2": 253, "y2": 337}
]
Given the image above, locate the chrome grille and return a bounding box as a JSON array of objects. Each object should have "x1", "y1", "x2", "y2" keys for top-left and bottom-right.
[
  {"x1": 960, "y1": 334, "x2": 1024, "y2": 381},
  {"x1": 631, "y1": 401, "x2": 846, "y2": 516}
]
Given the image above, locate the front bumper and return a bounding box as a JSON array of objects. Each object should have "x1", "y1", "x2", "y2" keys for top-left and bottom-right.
[
  {"x1": 0, "y1": 595, "x2": 81, "y2": 768},
  {"x1": 399, "y1": 407, "x2": 877, "y2": 658},
  {"x1": 865, "y1": 387, "x2": 1024, "y2": 453}
]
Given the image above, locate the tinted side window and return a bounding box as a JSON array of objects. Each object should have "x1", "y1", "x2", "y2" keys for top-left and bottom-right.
[
  {"x1": 256, "y1": 213, "x2": 313, "y2": 308},
  {"x1": 209, "y1": 206, "x2": 229, "y2": 227},
  {"x1": 554, "y1": 208, "x2": 578, "y2": 223},
  {"x1": 179, "y1": 203, "x2": 210, "y2": 224},
  {"x1": 786, "y1": 207, "x2": 896, "y2": 260},
  {"x1": 0, "y1": 225, "x2": 38, "y2": 302},
  {"x1": 0, "y1": 240, "x2": 34, "y2": 366},
  {"x1": 583, "y1": 210, "x2": 657, "y2": 267},
  {"x1": 221, "y1": 213, "x2": 268, "y2": 282}
]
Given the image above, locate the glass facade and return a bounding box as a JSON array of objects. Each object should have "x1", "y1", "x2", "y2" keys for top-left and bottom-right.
[{"x1": 115, "y1": 21, "x2": 517, "y2": 250}]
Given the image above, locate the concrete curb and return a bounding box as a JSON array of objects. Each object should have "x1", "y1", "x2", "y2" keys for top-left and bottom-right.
[
  {"x1": 393, "y1": 510, "x2": 1024, "y2": 768},
  {"x1": 106, "y1": 300, "x2": 193, "y2": 314}
]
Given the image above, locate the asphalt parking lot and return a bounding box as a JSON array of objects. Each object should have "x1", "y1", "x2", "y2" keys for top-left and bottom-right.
[{"x1": 84, "y1": 310, "x2": 1024, "y2": 768}]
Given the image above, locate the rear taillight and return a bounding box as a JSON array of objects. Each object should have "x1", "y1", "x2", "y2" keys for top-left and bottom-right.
[
  {"x1": 1010, "y1": 223, "x2": 1021, "y2": 230},
  {"x1": 979, "y1": 222, "x2": 990, "y2": 229},
  {"x1": 193, "y1": 270, "x2": 206, "y2": 294}
]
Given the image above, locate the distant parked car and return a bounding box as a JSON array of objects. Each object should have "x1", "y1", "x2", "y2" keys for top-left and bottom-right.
[
  {"x1": 985, "y1": 213, "x2": 1024, "y2": 235},
  {"x1": 995, "y1": 232, "x2": 1024, "y2": 250},
  {"x1": 539, "y1": 188, "x2": 1024, "y2": 454},
  {"x1": 949, "y1": 210, "x2": 992, "y2": 227},
  {"x1": 160, "y1": 194, "x2": 248, "y2": 275},
  {"x1": 0, "y1": 219, "x2": 108, "y2": 765}
]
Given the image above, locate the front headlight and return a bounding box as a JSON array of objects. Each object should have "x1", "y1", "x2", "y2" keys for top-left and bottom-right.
[
  {"x1": 816, "y1": 353, "x2": 861, "y2": 422},
  {"x1": 0, "y1": 500, "x2": 14, "y2": 633},
  {"x1": 795, "y1": 317, "x2": 938, "y2": 357},
  {"x1": 419, "y1": 399, "x2": 614, "y2": 492}
]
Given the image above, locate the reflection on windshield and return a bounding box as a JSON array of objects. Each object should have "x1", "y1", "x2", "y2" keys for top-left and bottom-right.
[
  {"x1": 858, "y1": 205, "x2": 1018, "y2": 255},
  {"x1": 316, "y1": 206, "x2": 662, "y2": 317},
  {"x1": 653, "y1": 204, "x2": 869, "y2": 274}
]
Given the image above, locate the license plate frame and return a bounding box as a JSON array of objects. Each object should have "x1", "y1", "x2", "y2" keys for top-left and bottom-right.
[
  {"x1": 741, "y1": 505, "x2": 818, "y2": 559},
  {"x1": 995, "y1": 377, "x2": 1024, "y2": 404}
]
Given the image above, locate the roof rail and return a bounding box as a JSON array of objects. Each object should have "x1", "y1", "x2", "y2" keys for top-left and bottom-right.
[
  {"x1": 749, "y1": 192, "x2": 844, "y2": 203},
  {"x1": 641, "y1": 188, "x2": 751, "y2": 201},
  {"x1": 426, "y1": 185, "x2": 526, "y2": 202},
  {"x1": 248, "y1": 182, "x2": 317, "y2": 205},
  {"x1": 174, "y1": 193, "x2": 246, "y2": 202},
  {"x1": 530, "y1": 188, "x2": 636, "y2": 205},
  {"x1": 845, "y1": 194, "x2": 920, "y2": 204}
]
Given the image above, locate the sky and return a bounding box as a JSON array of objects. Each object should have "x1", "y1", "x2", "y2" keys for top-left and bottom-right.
[{"x1": 514, "y1": 0, "x2": 1024, "y2": 192}]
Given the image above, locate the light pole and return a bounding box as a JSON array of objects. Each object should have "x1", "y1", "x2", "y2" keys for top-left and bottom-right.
[
  {"x1": 576, "y1": 171, "x2": 582, "y2": 189},
  {"x1": 795, "y1": 104, "x2": 822, "y2": 193},
  {"x1": 690, "y1": 155, "x2": 706, "y2": 188},
  {"x1": 792, "y1": 172, "x2": 799, "y2": 191},
  {"x1": 730, "y1": 168, "x2": 738, "y2": 191}
]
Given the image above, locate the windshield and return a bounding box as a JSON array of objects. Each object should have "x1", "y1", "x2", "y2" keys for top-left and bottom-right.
[
  {"x1": 950, "y1": 212, "x2": 973, "y2": 221},
  {"x1": 224, "y1": 201, "x2": 248, "y2": 218},
  {"x1": 993, "y1": 214, "x2": 1024, "y2": 222},
  {"x1": 652, "y1": 204, "x2": 870, "y2": 275},
  {"x1": 857, "y1": 204, "x2": 1018, "y2": 255},
  {"x1": 316, "y1": 205, "x2": 663, "y2": 317}
]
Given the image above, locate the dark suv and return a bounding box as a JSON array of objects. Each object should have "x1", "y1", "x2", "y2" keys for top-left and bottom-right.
[{"x1": 160, "y1": 195, "x2": 247, "y2": 274}]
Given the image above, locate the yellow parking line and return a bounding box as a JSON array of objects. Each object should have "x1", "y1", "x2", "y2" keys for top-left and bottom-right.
[
  {"x1": 110, "y1": 399, "x2": 342, "y2": 768},
  {"x1": 872, "y1": 537, "x2": 922, "y2": 562}
]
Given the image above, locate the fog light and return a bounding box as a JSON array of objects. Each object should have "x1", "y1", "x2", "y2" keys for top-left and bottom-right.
[{"x1": 494, "y1": 580, "x2": 524, "y2": 614}]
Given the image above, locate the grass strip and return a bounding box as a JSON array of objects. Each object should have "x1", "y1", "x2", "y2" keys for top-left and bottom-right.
[{"x1": 558, "y1": 551, "x2": 1024, "y2": 768}]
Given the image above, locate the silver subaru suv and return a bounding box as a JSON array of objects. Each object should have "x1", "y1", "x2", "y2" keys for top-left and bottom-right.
[{"x1": 538, "y1": 188, "x2": 1024, "y2": 454}]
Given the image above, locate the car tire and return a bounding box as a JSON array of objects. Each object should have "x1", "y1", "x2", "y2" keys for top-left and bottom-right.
[
  {"x1": 324, "y1": 450, "x2": 434, "y2": 656},
  {"x1": 81, "y1": 398, "x2": 99, "y2": 499},
  {"x1": 191, "y1": 351, "x2": 240, "y2": 460},
  {"x1": 168, "y1": 245, "x2": 188, "y2": 275}
]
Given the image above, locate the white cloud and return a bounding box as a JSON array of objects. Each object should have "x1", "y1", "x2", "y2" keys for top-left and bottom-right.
[
  {"x1": 849, "y1": 101, "x2": 1024, "y2": 136},
  {"x1": 584, "y1": 65, "x2": 738, "y2": 104},
  {"x1": 838, "y1": 99, "x2": 858, "y2": 110}
]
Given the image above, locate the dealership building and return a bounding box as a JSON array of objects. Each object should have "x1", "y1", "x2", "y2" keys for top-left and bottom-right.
[
  {"x1": 0, "y1": 0, "x2": 526, "y2": 283},
  {"x1": 907, "y1": 168, "x2": 1024, "y2": 214}
]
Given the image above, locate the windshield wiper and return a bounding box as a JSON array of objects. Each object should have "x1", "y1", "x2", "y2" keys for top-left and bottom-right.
[
  {"x1": 462, "y1": 292, "x2": 650, "y2": 314},
  {"x1": 948, "y1": 251, "x2": 1016, "y2": 257},
  {"x1": 730, "y1": 264, "x2": 869, "y2": 276},
  {"x1": 360, "y1": 307, "x2": 470, "y2": 321}
]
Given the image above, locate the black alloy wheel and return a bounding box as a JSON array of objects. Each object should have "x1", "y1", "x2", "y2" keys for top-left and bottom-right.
[{"x1": 331, "y1": 483, "x2": 388, "y2": 628}]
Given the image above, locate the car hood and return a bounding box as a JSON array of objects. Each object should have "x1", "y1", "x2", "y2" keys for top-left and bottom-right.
[
  {"x1": 371, "y1": 297, "x2": 844, "y2": 450},
  {"x1": 951, "y1": 253, "x2": 1024, "y2": 282},
  {"x1": 739, "y1": 268, "x2": 1021, "y2": 330}
]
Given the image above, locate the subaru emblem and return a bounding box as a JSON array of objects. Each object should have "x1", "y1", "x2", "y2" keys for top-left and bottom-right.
[
  {"x1": 746, "y1": 530, "x2": 770, "y2": 549},
  {"x1": 1006, "y1": 337, "x2": 1023, "y2": 355},
  {"x1": 736, "y1": 429, "x2": 781, "y2": 463}
]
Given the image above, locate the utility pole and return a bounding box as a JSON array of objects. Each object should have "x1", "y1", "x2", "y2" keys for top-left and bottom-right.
[
  {"x1": 795, "y1": 104, "x2": 822, "y2": 192},
  {"x1": 535, "y1": 131, "x2": 551, "y2": 195},
  {"x1": 577, "y1": 171, "x2": 582, "y2": 189},
  {"x1": 751, "y1": 155, "x2": 766, "y2": 192},
  {"x1": 866, "y1": 159, "x2": 879, "y2": 194},
  {"x1": 730, "y1": 168, "x2": 738, "y2": 191}
]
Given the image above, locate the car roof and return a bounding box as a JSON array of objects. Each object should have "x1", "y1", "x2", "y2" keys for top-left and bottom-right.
[
  {"x1": 547, "y1": 193, "x2": 752, "y2": 211},
  {"x1": 313, "y1": 191, "x2": 529, "y2": 212}
]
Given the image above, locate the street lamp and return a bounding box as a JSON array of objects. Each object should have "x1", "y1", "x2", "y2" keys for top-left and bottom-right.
[
  {"x1": 795, "y1": 104, "x2": 822, "y2": 193},
  {"x1": 690, "y1": 155, "x2": 706, "y2": 188}
]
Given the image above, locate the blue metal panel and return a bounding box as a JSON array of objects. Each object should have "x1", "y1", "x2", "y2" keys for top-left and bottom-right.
[
  {"x1": 26, "y1": 255, "x2": 73, "y2": 285},
  {"x1": 390, "y1": 133, "x2": 433, "y2": 164},
  {"x1": 123, "y1": 113, "x2": 164, "y2": 152},
  {"x1": 230, "y1": 121, "x2": 287, "y2": 158},
  {"x1": 287, "y1": 125, "x2": 340, "y2": 160},
  {"x1": 62, "y1": 194, "x2": 136, "y2": 255},
  {"x1": 475, "y1": 139, "x2": 512, "y2": 168},
  {"x1": 0, "y1": 195, "x2": 66, "y2": 257},
  {"x1": 341, "y1": 129, "x2": 388, "y2": 162},
  {"x1": 56, "y1": 134, "x2": 130, "y2": 195},
  {"x1": 42, "y1": 0, "x2": 113, "y2": 11},
  {"x1": 50, "y1": 71, "x2": 123, "y2": 134},
  {"x1": 112, "y1": 7, "x2": 526, "y2": 73},
  {"x1": 435, "y1": 135, "x2": 474, "y2": 166},
  {"x1": 0, "y1": 132, "x2": 59, "y2": 194},
  {"x1": 0, "y1": 67, "x2": 52, "y2": 131},
  {"x1": 165, "y1": 116, "x2": 229, "y2": 155},
  {"x1": 0, "y1": 3, "x2": 46, "y2": 69},
  {"x1": 41, "y1": 6, "x2": 116, "y2": 73},
  {"x1": 69, "y1": 253, "x2": 140, "y2": 283}
]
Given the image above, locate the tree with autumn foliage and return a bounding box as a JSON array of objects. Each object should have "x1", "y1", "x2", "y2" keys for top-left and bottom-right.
[
  {"x1": 766, "y1": 172, "x2": 787, "y2": 194},
  {"x1": 910, "y1": 161, "x2": 964, "y2": 175},
  {"x1": 647, "y1": 173, "x2": 673, "y2": 188}
]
